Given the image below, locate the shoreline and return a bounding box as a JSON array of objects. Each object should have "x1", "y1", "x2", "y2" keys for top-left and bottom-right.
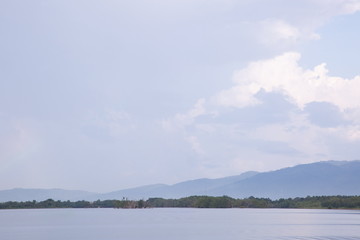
[{"x1": 1, "y1": 195, "x2": 360, "y2": 210}]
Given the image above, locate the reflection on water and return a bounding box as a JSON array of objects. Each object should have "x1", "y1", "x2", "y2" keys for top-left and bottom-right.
[{"x1": 0, "y1": 208, "x2": 359, "y2": 240}]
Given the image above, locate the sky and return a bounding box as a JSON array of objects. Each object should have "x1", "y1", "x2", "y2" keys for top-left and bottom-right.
[{"x1": 1, "y1": 0, "x2": 360, "y2": 193}]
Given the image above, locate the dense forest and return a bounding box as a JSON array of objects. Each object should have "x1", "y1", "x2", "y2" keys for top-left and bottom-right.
[{"x1": 1, "y1": 195, "x2": 360, "y2": 209}]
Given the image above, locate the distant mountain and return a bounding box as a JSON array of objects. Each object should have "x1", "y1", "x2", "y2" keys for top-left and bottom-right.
[
  {"x1": 0, "y1": 188, "x2": 96, "y2": 202},
  {"x1": 1, "y1": 161, "x2": 360, "y2": 202},
  {"x1": 0, "y1": 171, "x2": 258, "y2": 202},
  {"x1": 92, "y1": 171, "x2": 259, "y2": 200},
  {"x1": 208, "y1": 160, "x2": 360, "y2": 199},
  {"x1": 94, "y1": 161, "x2": 360, "y2": 200}
]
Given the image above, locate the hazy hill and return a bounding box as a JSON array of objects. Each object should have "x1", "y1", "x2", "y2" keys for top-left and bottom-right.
[
  {"x1": 94, "y1": 161, "x2": 360, "y2": 199},
  {"x1": 93, "y1": 171, "x2": 258, "y2": 200},
  {"x1": 209, "y1": 160, "x2": 360, "y2": 199},
  {"x1": 1, "y1": 161, "x2": 359, "y2": 202},
  {"x1": 0, "y1": 188, "x2": 96, "y2": 202}
]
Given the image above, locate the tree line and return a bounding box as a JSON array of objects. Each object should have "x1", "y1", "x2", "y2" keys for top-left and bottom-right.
[{"x1": 1, "y1": 195, "x2": 360, "y2": 209}]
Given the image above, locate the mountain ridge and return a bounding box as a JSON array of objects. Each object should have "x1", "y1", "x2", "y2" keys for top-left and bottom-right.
[{"x1": 1, "y1": 160, "x2": 359, "y2": 202}]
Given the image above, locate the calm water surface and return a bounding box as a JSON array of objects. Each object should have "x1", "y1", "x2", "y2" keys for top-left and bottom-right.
[{"x1": 0, "y1": 208, "x2": 359, "y2": 240}]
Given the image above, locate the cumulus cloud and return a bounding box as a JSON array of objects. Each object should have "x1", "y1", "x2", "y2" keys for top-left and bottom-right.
[
  {"x1": 215, "y1": 52, "x2": 360, "y2": 112},
  {"x1": 210, "y1": 52, "x2": 360, "y2": 163},
  {"x1": 165, "y1": 50, "x2": 360, "y2": 171}
]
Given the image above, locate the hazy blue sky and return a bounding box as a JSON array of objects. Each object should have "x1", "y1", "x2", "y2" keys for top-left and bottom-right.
[{"x1": 1, "y1": 0, "x2": 360, "y2": 192}]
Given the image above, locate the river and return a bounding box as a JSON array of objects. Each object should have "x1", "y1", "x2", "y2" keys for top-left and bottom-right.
[{"x1": 1, "y1": 208, "x2": 359, "y2": 239}]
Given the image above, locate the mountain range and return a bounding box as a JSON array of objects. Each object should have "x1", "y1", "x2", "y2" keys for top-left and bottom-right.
[{"x1": 1, "y1": 160, "x2": 359, "y2": 202}]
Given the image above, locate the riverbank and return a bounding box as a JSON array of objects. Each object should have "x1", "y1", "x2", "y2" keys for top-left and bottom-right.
[{"x1": 1, "y1": 195, "x2": 360, "y2": 210}]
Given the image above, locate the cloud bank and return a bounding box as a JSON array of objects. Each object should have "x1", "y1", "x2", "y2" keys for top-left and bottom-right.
[
  {"x1": 164, "y1": 51, "x2": 360, "y2": 174},
  {"x1": 1, "y1": 0, "x2": 360, "y2": 191},
  {"x1": 216, "y1": 52, "x2": 360, "y2": 111}
]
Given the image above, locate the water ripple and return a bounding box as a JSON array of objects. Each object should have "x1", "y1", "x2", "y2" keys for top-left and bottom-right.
[{"x1": 279, "y1": 237, "x2": 360, "y2": 240}]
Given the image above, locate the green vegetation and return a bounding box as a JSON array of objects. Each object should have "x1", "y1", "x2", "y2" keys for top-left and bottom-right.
[{"x1": 1, "y1": 195, "x2": 360, "y2": 209}]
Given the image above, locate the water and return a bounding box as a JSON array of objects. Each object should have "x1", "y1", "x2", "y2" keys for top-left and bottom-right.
[{"x1": 0, "y1": 208, "x2": 359, "y2": 240}]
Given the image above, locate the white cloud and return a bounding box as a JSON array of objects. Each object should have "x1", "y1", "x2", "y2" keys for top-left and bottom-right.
[
  {"x1": 216, "y1": 85, "x2": 261, "y2": 108},
  {"x1": 251, "y1": 112, "x2": 330, "y2": 157},
  {"x1": 258, "y1": 19, "x2": 301, "y2": 44},
  {"x1": 344, "y1": 126, "x2": 360, "y2": 140},
  {"x1": 163, "y1": 49, "x2": 360, "y2": 174},
  {"x1": 185, "y1": 135, "x2": 205, "y2": 155},
  {"x1": 308, "y1": 0, "x2": 360, "y2": 15},
  {"x1": 161, "y1": 98, "x2": 207, "y2": 131},
  {"x1": 211, "y1": 51, "x2": 360, "y2": 162},
  {"x1": 172, "y1": 50, "x2": 360, "y2": 169},
  {"x1": 329, "y1": 0, "x2": 360, "y2": 14},
  {"x1": 250, "y1": 0, "x2": 360, "y2": 46},
  {"x1": 240, "y1": 18, "x2": 322, "y2": 47},
  {"x1": 215, "y1": 52, "x2": 360, "y2": 111},
  {"x1": 161, "y1": 99, "x2": 211, "y2": 155}
]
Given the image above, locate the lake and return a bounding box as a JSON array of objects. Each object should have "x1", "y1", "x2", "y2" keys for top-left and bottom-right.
[{"x1": 0, "y1": 208, "x2": 359, "y2": 240}]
